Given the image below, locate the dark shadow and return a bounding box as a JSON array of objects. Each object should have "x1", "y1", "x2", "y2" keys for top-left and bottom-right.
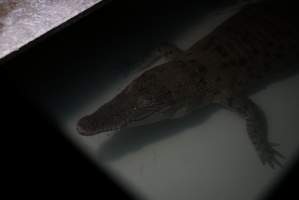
[
  {"x1": 97, "y1": 104, "x2": 220, "y2": 162},
  {"x1": 1, "y1": 0, "x2": 242, "y2": 120}
]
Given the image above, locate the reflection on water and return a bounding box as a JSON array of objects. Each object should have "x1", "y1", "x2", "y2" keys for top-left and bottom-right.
[
  {"x1": 96, "y1": 105, "x2": 219, "y2": 162},
  {"x1": 11, "y1": 0, "x2": 299, "y2": 200},
  {"x1": 65, "y1": 73, "x2": 299, "y2": 200}
]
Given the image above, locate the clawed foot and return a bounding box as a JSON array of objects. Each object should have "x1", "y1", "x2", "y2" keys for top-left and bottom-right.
[{"x1": 258, "y1": 142, "x2": 285, "y2": 169}]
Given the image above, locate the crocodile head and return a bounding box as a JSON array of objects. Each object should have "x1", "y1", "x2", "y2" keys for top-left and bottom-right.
[{"x1": 77, "y1": 70, "x2": 174, "y2": 135}]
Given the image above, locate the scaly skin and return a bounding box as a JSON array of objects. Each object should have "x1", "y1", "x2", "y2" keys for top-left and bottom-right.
[{"x1": 77, "y1": 1, "x2": 299, "y2": 168}]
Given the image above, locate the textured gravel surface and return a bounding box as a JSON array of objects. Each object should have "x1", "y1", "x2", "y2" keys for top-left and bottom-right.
[{"x1": 0, "y1": 0, "x2": 102, "y2": 60}]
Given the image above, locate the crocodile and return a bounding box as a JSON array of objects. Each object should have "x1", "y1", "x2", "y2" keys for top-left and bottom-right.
[{"x1": 77, "y1": 0, "x2": 299, "y2": 168}]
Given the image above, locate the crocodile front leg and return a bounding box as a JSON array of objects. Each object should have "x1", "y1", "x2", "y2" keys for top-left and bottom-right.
[{"x1": 220, "y1": 96, "x2": 284, "y2": 168}]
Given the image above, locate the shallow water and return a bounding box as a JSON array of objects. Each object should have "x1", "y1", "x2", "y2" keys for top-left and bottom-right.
[{"x1": 12, "y1": 1, "x2": 299, "y2": 200}]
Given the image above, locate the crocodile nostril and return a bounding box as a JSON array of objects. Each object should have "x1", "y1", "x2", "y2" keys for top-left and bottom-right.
[
  {"x1": 77, "y1": 117, "x2": 93, "y2": 135},
  {"x1": 76, "y1": 124, "x2": 87, "y2": 135}
]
